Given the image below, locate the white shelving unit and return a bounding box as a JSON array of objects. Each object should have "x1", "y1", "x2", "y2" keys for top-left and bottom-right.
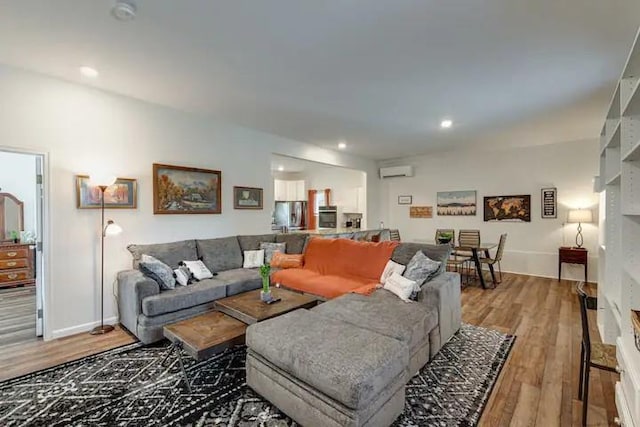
[{"x1": 598, "y1": 26, "x2": 640, "y2": 426}]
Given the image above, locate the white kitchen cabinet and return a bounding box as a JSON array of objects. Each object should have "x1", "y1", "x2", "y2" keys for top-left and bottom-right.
[{"x1": 274, "y1": 179, "x2": 306, "y2": 201}]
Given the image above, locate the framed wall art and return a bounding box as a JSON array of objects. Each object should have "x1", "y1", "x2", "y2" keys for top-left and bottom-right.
[
  {"x1": 437, "y1": 190, "x2": 476, "y2": 216},
  {"x1": 484, "y1": 194, "x2": 531, "y2": 222},
  {"x1": 153, "y1": 163, "x2": 222, "y2": 214},
  {"x1": 234, "y1": 186, "x2": 263, "y2": 210},
  {"x1": 410, "y1": 206, "x2": 433, "y2": 218},
  {"x1": 541, "y1": 187, "x2": 557, "y2": 219},
  {"x1": 76, "y1": 175, "x2": 137, "y2": 209},
  {"x1": 398, "y1": 195, "x2": 412, "y2": 205}
]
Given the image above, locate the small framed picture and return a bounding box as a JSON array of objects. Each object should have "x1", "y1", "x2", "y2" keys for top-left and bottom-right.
[
  {"x1": 398, "y1": 195, "x2": 413, "y2": 205},
  {"x1": 541, "y1": 187, "x2": 557, "y2": 219},
  {"x1": 76, "y1": 175, "x2": 137, "y2": 209},
  {"x1": 234, "y1": 186, "x2": 264, "y2": 210}
]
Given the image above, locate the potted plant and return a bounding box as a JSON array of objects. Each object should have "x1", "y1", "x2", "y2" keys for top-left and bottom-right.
[
  {"x1": 9, "y1": 230, "x2": 19, "y2": 244},
  {"x1": 437, "y1": 231, "x2": 453, "y2": 245},
  {"x1": 259, "y1": 264, "x2": 272, "y2": 302}
]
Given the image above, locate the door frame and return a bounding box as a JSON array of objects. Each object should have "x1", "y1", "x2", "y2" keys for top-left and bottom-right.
[{"x1": 0, "y1": 145, "x2": 51, "y2": 340}]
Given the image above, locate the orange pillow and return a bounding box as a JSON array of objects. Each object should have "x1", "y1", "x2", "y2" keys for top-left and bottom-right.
[{"x1": 270, "y1": 252, "x2": 304, "y2": 269}]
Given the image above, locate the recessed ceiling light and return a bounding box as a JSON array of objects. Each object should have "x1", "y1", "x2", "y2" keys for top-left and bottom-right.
[
  {"x1": 111, "y1": 0, "x2": 137, "y2": 21},
  {"x1": 277, "y1": 166, "x2": 284, "y2": 172},
  {"x1": 338, "y1": 142, "x2": 347, "y2": 149},
  {"x1": 440, "y1": 119, "x2": 453, "y2": 129},
  {"x1": 79, "y1": 66, "x2": 99, "y2": 78}
]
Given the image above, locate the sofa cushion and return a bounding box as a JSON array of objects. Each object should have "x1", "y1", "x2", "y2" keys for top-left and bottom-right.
[
  {"x1": 141, "y1": 278, "x2": 227, "y2": 317},
  {"x1": 312, "y1": 290, "x2": 438, "y2": 351},
  {"x1": 246, "y1": 309, "x2": 408, "y2": 409},
  {"x1": 391, "y1": 243, "x2": 450, "y2": 276},
  {"x1": 215, "y1": 268, "x2": 262, "y2": 296},
  {"x1": 127, "y1": 240, "x2": 197, "y2": 269},
  {"x1": 196, "y1": 237, "x2": 243, "y2": 272},
  {"x1": 275, "y1": 233, "x2": 308, "y2": 254},
  {"x1": 272, "y1": 268, "x2": 376, "y2": 299},
  {"x1": 237, "y1": 234, "x2": 276, "y2": 252}
]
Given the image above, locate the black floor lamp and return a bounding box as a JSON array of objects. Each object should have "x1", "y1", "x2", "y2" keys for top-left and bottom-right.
[{"x1": 90, "y1": 179, "x2": 122, "y2": 335}]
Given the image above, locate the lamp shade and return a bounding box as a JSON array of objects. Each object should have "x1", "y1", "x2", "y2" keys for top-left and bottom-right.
[
  {"x1": 568, "y1": 209, "x2": 593, "y2": 224},
  {"x1": 89, "y1": 173, "x2": 116, "y2": 187},
  {"x1": 104, "y1": 220, "x2": 122, "y2": 236}
]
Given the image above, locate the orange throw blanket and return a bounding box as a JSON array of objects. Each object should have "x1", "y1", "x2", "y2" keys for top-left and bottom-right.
[{"x1": 271, "y1": 238, "x2": 399, "y2": 299}]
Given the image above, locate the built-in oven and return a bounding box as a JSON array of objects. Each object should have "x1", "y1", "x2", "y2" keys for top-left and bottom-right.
[{"x1": 318, "y1": 205, "x2": 338, "y2": 229}]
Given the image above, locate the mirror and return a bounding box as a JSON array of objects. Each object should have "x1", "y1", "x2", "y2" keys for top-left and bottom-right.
[{"x1": 0, "y1": 193, "x2": 24, "y2": 242}]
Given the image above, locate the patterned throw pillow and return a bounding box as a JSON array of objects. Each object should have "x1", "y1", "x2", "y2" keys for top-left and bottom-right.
[
  {"x1": 182, "y1": 260, "x2": 214, "y2": 280},
  {"x1": 174, "y1": 266, "x2": 193, "y2": 286},
  {"x1": 139, "y1": 254, "x2": 176, "y2": 290},
  {"x1": 270, "y1": 252, "x2": 304, "y2": 269},
  {"x1": 243, "y1": 250, "x2": 265, "y2": 268},
  {"x1": 403, "y1": 250, "x2": 441, "y2": 288},
  {"x1": 260, "y1": 242, "x2": 286, "y2": 263}
]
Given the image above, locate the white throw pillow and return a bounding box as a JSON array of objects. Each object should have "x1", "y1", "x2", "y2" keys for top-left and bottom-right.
[
  {"x1": 379, "y1": 260, "x2": 406, "y2": 285},
  {"x1": 243, "y1": 250, "x2": 265, "y2": 268},
  {"x1": 384, "y1": 272, "x2": 418, "y2": 302},
  {"x1": 182, "y1": 260, "x2": 214, "y2": 280},
  {"x1": 174, "y1": 267, "x2": 191, "y2": 286}
]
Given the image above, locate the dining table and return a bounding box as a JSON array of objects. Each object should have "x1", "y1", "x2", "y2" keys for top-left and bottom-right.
[{"x1": 415, "y1": 240, "x2": 498, "y2": 289}]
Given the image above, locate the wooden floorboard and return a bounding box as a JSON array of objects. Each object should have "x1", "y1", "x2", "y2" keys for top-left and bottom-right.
[
  {"x1": 0, "y1": 273, "x2": 617, "y2": 426},
  {"x1": 0, "y1": 286, "x2": 37, "y2": 346}
]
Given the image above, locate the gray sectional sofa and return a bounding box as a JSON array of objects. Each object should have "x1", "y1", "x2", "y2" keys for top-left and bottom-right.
[{"x1": 246, "y1": 271, "x2": 461, "y2": 427}]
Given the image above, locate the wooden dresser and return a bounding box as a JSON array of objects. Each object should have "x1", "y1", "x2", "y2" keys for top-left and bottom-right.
[{"x1": 0, "y1": 243, "x2": 35, "y2": 288}]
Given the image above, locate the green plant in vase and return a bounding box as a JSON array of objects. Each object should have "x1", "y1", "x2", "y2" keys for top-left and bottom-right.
[
  {"x1": 437, "y1": 231, "x2": 453, "y2": 245},
  {"x1": 259, "y1": 264, "x2": 272, "y2": 302},
  {"x1": 9, "y1": 230, "x2": 20, "y2": 243}
]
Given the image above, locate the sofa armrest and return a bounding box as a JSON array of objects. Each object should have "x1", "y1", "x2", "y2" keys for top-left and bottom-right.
[
  {"x1": 117, "y1": 270, "x2": 160, "y2": 338},
  {"x1": 417, "y1": 272, "x2": 461, "y2": 347}
]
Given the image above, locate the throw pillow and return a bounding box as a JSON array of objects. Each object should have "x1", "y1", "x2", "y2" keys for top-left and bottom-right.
[
  {"x1": 384, "y1": 272, "x2": 418, "y2": 302},
  {"x1": 243, "y1": 250, "x2": 265, "y2": 268},
  {"x1": 270, "y1": 252, "x2": 304, "y2": 269},
  {"x1": 182, "y1": 260, "x2": 214, "y2": 280},
  {"x1": 379, "y1": 259, "x2": 406, "y2": 285},
  {"x1": 174, "y1": 266, "x2": 193, "y2": 286},
  {"x1": 260, "y1": 242, "x2": 286, "y2": 263},
  {"x1": 403, "y1": 250, "x2": 441, "y2": 288},
  {"x1": 139, "y1": 254, "x2": 176, "y2": 290}
]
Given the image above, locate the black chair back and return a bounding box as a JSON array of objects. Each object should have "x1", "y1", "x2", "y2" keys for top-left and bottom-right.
[{"x1": 577, "y1": 282, "x2": 596, "y2": 356}]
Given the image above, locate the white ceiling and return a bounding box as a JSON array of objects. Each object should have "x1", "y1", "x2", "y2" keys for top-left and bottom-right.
[{"x1": 0, "y1": 1, "x2": 638, "y2": 159}]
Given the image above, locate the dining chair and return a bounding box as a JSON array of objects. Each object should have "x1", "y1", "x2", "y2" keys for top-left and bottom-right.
[
  {"x1": 435, "y1": 229, "x2": 471, "y2": 284},
  {"x1": 389, "y1": 229, "x2": 401, "y2": 241},
  {"x1": 457, "y1": 229, "x2": 481, "y2": 281},
  {"x1": 479, "y1": 233, "x2": 507, "y2": 284},
  {"x1": 576, "y1": 282, "x2": 617, "y2": 427}
]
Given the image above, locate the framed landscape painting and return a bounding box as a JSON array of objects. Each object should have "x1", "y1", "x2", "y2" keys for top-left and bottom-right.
[
  {"x1": 153, "y1": 164, "x2": 221, "y2": 214},
  {"x1": 234, "y1": 186, "x2": 263, "y2": 210},
  {"x1": 484, "y1": 194, "x2": 531, "y2": 222},
  {"x1": 437, "y1": 190, "x2": 477, "y2": 216},
  {"x1": 76, "y1": 175, "x2": 137, "y2": 209}
]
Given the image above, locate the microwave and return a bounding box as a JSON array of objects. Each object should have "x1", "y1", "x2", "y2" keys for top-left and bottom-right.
[{"x1": 318, "y1": 206, "x2": 338, "y2": 229}]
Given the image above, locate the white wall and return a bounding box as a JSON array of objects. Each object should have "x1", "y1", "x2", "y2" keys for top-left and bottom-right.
[
  {"x1": 0, "y1": 64, "x2": 381, "y2": 339},
  {"x1": 0, "y1": 151, "x2": 37, "y2": 235},
  {"x1": 380, "y1": 139, "x2": 600, "y2": 282}
]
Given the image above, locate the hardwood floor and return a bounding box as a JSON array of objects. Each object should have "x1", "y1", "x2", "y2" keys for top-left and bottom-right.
[
  {"x1": 0, "y1": 273, "x2": 617, "y2": 426},
  {"x1": 0, "y1": 286, "x2": 37, "y2": 346}
]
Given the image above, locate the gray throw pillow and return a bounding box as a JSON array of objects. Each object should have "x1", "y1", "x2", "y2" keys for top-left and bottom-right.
[
  {"x1": 403, "y1": 250, "x2": 441, "y2": 291},
  {"x1": 139, "y1": 254, "x2": 176, "y2": 290},
  {"x1": 260, "y1": 242, "x2": 286, "y2": 263}
]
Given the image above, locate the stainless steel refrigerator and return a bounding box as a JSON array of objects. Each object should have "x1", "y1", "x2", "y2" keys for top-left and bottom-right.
[{"x1": 274, "y1": 201, "x2": 307, "y2": 231}]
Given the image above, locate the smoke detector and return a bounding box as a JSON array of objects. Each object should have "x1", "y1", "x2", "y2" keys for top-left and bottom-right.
[{"x1": 111, "y1": 0, "x2": 137, "y2": 22}]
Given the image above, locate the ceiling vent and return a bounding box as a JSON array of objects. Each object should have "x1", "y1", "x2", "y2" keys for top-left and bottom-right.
[
  {"x1": 111, "y1": 0, "x2": 137, "y2": 22},
  {"x1": 379, "y1": 165, "x2": 414, "y2": 179}
]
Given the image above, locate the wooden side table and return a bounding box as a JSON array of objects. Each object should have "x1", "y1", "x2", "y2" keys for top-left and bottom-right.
[{"x1": 558, "y1": 247, "x2": 588, "y2": 283}]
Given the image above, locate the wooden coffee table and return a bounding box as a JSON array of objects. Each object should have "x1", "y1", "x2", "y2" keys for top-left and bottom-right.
[
  {"x1": 215, "y1": 288, "x2": 318, "y2": 324},
  {"x1": 162, "y1": 288, "x2": 318, "y2": 391}
]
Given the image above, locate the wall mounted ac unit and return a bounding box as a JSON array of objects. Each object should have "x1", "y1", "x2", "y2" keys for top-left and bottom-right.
[{"x1": 379, "y1": 165, "x2": 414, "y2": 179}]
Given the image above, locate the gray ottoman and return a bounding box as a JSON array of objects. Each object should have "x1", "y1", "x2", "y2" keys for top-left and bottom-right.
[{"x1": 246, "y1": 309, "x2": 409, "y2": 427}]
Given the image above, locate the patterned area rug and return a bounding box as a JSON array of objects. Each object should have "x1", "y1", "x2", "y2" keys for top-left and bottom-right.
[{"x1": 0, "y1": 324, "x2": 514, "y2": 427}]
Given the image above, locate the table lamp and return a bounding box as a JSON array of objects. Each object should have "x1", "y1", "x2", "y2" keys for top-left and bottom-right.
[
  {"x1": 567, "y1": 209, "x2": 593, "y2": 249},
  {"x1": 89, "y1": 175, "x2": 122, "y2": 335}
]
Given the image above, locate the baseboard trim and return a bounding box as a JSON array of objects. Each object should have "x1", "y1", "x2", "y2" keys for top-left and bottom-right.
[{"x1": 51, "y1": 316, "x2": 118, "y2": 340}]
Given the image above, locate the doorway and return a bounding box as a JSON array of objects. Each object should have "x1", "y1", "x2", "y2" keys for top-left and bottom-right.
[{"x1": 0, "y1": 150, "x2": 45, "y2": 346}]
